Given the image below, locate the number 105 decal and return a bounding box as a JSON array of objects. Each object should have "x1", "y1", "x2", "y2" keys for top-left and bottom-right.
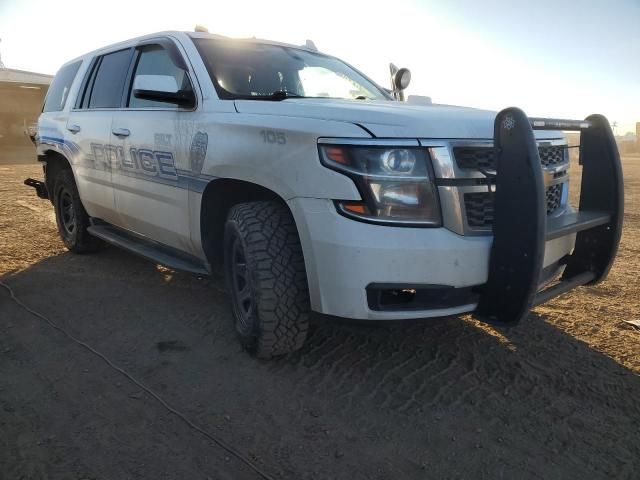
[{"x1": 260, "y1": 130, "x2": 286, "y2": 145}]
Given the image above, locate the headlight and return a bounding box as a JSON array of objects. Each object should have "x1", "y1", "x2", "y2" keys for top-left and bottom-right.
[
  {"x1": 319, "y1": 145, "x2": 441, "y2": 226},
  {"x1": 380, "y1": 149, "x2": 416, "y2": 174}
]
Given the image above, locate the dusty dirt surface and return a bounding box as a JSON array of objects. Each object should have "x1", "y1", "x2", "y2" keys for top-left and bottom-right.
[{"x1": 1, "y1": 159, "x2": 639, "y2": 480}]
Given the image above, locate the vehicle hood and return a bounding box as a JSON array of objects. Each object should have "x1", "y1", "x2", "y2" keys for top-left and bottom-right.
[{"x1": 234, "y1": 98, "x2": 562, "y2": 140}]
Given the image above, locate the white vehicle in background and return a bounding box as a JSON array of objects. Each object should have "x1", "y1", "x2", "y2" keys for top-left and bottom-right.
[{"x1": 26, "y1": 30, "x2": 623, "y2": 358}]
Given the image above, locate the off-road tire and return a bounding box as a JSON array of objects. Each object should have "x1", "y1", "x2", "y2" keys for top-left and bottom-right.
[
  {"x1": 53, "y1": 169, "x2": 101, "y2": 253},
  {"x1": 224, "y1": 201, "x2": 310, "y2": 358}
]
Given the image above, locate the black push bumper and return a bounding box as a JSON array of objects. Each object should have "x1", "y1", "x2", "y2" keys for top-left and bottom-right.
[
  {"x1": 475, "y1": 108, "x2": 623, "y2": 324},
  {"x1": 24, "y1": 178, "x2": 49, "y2": 200}
]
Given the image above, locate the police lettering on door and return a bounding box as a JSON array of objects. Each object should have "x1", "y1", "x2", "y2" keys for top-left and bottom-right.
[{"x1": 90, "y1": 143, "x2": 178, "y2": 180}]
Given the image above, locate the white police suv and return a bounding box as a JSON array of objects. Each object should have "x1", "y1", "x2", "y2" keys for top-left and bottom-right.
[{"x1": 28, "y1": 30, "x2": 623, "y2": 358}]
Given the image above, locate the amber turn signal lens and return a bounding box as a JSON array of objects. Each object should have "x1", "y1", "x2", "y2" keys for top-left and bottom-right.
[
  {"x1": 324, "y1": 146, "x2": 348, "y2": 165},
  {"x1": 341, "y1": 202, "x2": 368, "y2": 214}
]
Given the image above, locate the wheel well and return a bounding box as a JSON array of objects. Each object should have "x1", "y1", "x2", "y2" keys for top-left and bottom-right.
[
  {"x1": 200, "y1": 179, "x2": 284, "y2": 266},
  {"x1": 41, "y1": 151, "x2": 72, "y2": 201}
]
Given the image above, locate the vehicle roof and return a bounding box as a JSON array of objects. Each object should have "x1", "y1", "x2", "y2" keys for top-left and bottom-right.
[
  {"x1": 59, "y1": 30, "x2": 322, "y2": 70},
  {"x1": 186, "y1": 31, "x2": 320, "y2": 52}
]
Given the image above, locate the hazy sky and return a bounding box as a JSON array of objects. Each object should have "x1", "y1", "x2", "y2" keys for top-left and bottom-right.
[{"x1": 1, "y1": 0, "x2": 638, "y2": 133}]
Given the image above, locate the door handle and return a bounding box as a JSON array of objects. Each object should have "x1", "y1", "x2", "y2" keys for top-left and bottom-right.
[
  {"x1": 112, "y1": 128, "x2": 130, "y2": 138},
  {"x1": 67, "y1": 124, "x2": 81, "y2": 134}
]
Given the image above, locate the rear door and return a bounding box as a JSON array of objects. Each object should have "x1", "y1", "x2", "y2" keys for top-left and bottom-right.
[
  {"x1": 110, "y1": 39, "x2": 197, "y2": 252},
  {"x1": 65, "y1": 48, "x2": 133, "y2": 224}
]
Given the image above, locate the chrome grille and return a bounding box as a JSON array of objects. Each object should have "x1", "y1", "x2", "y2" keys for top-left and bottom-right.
[
  {"x1": 454, "y1": 144, "x2": 567, "y2": 230},
  {"x1": 464, "y1": 192, "x2": 495, "y2": 228},
  {"x1": 454, "y1": 147, "x2": 496, "y2": 170},
  {"x1": 453, "y1": 145, "x2": 566, "y2": 170},
  {"x1": 538, "y1": 146, "x2": 565, "y2": 167},
  {"x1": 545, "y1": 183, "x2": 562, "y2": 213},
  {"x1": 464, "y1": 184, "x2": 563, "y2": 229}
]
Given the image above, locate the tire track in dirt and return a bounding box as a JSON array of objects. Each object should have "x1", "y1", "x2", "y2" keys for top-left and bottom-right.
[
  {"x1": 264, "y1": 312, "x2": 640, "y2": 478},
  {"x1": 277, "y1": 320, "x2": 491, "y2": 415}
]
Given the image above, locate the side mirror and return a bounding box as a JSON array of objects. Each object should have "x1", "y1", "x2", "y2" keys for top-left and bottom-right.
[{"x1": 132, "y1": 74, "x2": 195, "y2": 108}]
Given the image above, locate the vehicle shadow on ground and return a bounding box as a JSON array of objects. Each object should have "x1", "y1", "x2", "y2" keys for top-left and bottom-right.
[{"x1": 1, "y1": 247, "x2": 639, "y2": 479}]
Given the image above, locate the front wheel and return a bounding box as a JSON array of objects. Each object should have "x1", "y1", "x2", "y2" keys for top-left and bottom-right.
[{"x1": 223, "y1": 201, "x2": 310, "y2": 358}]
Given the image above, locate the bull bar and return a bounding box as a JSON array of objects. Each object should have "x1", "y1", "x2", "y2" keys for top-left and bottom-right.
[{"x1": 475, "y1": 108, "x2": 624, "y2": 324}]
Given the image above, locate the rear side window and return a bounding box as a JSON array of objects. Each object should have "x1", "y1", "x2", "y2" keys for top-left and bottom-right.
[
  {"x1": 43, "y1": 61, "x2": 82, "y2": 112},
  {"x1": 88, "y1": 49, "x2": 132, "y2": 108}
]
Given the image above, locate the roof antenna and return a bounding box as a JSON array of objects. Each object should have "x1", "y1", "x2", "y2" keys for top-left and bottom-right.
[
  {"x1": 194, "y1": 25, "x2": 209, "y2": 33},
  {"x1": 304, "y1": 39, "x2": 318, "y2": 51}
]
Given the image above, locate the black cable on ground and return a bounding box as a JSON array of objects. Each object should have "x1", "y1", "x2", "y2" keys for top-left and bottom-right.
[{"x1": 0, "y1": 280, "x2": 275, "y2": 480}]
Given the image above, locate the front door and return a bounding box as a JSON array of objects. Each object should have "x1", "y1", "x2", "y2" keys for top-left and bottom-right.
[{"x1": 110, "y1": 40, "x2": 196, "y2": 252}]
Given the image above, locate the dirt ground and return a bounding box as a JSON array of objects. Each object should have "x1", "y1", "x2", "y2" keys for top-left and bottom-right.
[{"x1": 1, "y1": 157, "x2": 639, "y2": 480}]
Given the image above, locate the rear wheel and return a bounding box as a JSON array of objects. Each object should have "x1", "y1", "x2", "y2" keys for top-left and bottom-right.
[
  {"x1": 53, "y1": 169, "x2": 101, "y2": 253},
  {"x1": 224, "y1": 201, "x2": 310, "y2": 358}
]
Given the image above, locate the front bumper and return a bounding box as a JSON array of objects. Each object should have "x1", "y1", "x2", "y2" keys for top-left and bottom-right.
[{"x1": 288, "y1": 197, "x2": 575, "y2": 320}]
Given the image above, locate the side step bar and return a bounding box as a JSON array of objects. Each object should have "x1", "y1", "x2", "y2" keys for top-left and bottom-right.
[
  {"x1": 87, "y1": 224, "x2": 211, "y2": 277},
  {"x1": 475, "y1": 108, "x2": 623, "y2": 324}
]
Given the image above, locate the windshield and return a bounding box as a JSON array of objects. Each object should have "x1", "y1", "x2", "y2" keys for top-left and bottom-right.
[{"x1": 194, "y1": 38, "x2": 390, "y2": 101}]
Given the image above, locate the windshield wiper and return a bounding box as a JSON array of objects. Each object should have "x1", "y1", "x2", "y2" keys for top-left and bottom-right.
[{"x1": 250, "y1": 91, "x2": 306, "y2": 101}]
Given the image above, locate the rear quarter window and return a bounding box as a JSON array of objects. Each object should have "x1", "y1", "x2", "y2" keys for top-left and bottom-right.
[{"x1": 42, "y1": 61, "x2": 82, "y2": 112}]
